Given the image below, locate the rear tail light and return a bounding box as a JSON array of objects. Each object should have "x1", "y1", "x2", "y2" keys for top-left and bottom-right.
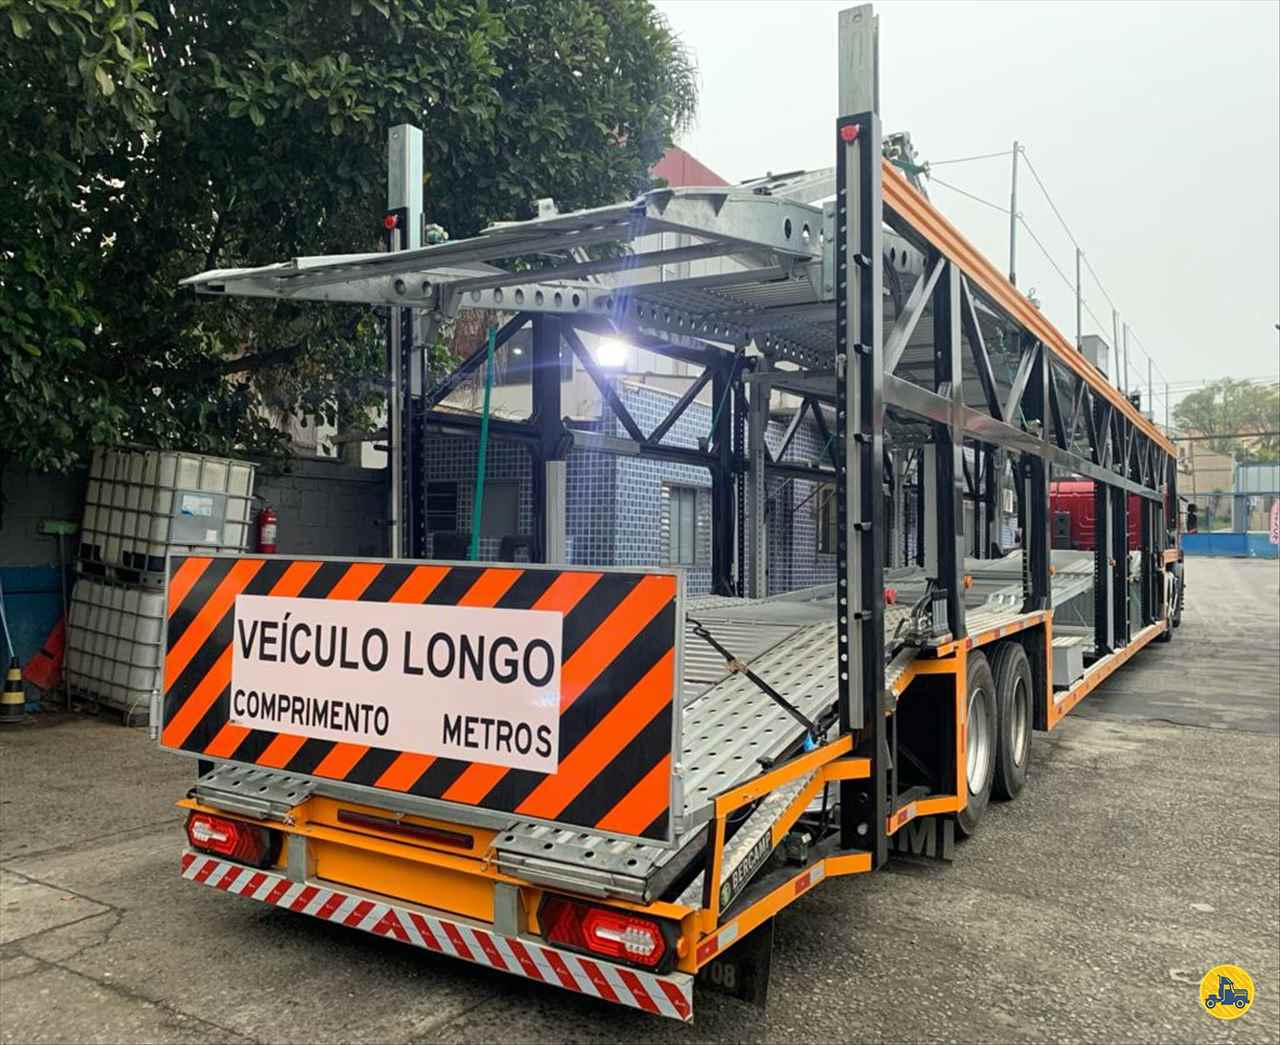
[
  {"x1": 539, "y1": 896, "x2": 674, "y2": 971},
  {"x1": 186, "y1": 812, "x2": 279, "y2": 868}
]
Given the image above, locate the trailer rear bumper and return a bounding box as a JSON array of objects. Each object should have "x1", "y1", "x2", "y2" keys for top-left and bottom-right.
[{"x1": 180, "y1": 850, "x2": 694, "y2": 1021}]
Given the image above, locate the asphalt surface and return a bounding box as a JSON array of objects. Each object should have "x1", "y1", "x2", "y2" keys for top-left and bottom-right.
[{"x1": 2, "y1": 556, "x2": 1277, "y2": 1043}]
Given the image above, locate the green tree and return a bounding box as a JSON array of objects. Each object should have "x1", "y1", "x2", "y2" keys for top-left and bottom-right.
[
  {"x1": 1, "y1": 0, "x2": 696, "y2": 473},
  {"x1": 1173, "y1": 379, "x2": 1280, "y2": 463}
]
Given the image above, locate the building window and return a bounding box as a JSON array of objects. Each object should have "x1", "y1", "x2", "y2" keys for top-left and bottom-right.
[
  {"x1": 426, "y1": 482, "x2": 458, "y2": 532},
  {"x1": 817, "y1": 483, "x2": 837, "y2": 554},
  {"x1": 666, "y1": 484, "x2": 699, "y2": 565}
]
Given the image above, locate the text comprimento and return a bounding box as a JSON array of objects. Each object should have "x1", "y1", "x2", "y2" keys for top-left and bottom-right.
[{"x1": 230, "y1": 594, "x2": 562, "y2": 774}]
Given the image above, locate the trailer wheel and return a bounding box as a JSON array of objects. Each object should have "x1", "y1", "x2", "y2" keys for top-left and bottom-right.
[
  {"x1": 990, "y1": 642, "x2": 1032, "y2": 801},
  {"x1": 956, "y1": 651, "x2": 997, "y2": 837},
  {"x1": 1171, "y1": 563, "x2": 1184, "y2": 628}
]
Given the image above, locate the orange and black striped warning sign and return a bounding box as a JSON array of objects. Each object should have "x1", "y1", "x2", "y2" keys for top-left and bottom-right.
[{"x1": 162, "y1": 556, "x2": 680, "y2": 842}]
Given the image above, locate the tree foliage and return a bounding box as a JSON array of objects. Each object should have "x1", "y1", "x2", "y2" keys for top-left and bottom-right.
[
  {"x1": 1, "y1": 0, "x2": 697, "y2": 472},
  {"x1": 1173, "y1": 379, "x2": 1280, "y2": 463}
]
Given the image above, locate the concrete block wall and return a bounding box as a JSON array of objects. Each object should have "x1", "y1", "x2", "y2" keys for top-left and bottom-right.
[
  {"x1": 254, "y1": 458, "x2": 387, "y2": 559},
  {"x1": 0, "y1": 469, "x2": 86, "y2": 567},
  {"x1": 0, "y1": 469, "x2": 85, "y2": 664}
]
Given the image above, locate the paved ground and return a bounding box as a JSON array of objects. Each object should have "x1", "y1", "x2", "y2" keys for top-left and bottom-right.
[{"x1": 2, "y1": 557, "x2": 1277, "y2": 1043}]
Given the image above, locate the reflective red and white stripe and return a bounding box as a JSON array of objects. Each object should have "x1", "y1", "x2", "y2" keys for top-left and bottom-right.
[{"x1": 180, "y1": 852, "x2": 693, "y2": 1021}]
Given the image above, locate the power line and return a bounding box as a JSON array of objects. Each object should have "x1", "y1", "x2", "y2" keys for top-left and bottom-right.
[
  {"x1": 1019, "y1": 148, "x2": 1081, "y2": 252},
  {"x1": 1080, "y1": 252, "x2": 1117, "y2": 313},
  {"x1": 928, "y1": 149, "x2": 1012, "y2": 167},
  {"x1": 1020, "y1": 147, "x2": 1174, "y2": 392},
  {"x1": 928, "y1": 156, "x2": 1187, "y2": 392},
  {"x1": 1019, "y1": 147, "x2": 1137, "y2": 346},
  {"x1": 927, "y1": 175, "x2": 1010, "y2": 215},
  {"x1": 931, "y1": 169, "x2": 1113, "y2": 340},
  {"x1": 1172, "y1": 431, "x2": 1280, "y2": 442},
  {"x1": 1015, "y1": 214, "x2": 1107, "y2": 331},
  {"x1": 1164, "y1": 375, "x2": 1280, "y2": 390},
  {"x1": 1126, "y1": 327, "x2": 1169, "y2": 384}
]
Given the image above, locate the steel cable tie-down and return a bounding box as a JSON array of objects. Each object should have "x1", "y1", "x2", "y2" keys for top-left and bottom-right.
[{"x1": 687, "y1": 617, "x2": 821, "y2": 746}]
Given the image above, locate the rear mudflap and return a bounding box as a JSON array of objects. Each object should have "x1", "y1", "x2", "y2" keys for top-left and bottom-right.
[{"x1": 180, "y1": 851, "x2": 693, "y2": 1021}]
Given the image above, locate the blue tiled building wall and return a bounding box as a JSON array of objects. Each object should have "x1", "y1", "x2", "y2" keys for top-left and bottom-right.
[
  {"x1": 565, "y1": 433, "x2": 616, "y2": 568},
  {"x1": 763, "y1": 413, "x2": 836, "y2": 594},
  {"x1": 608, "y1": 383, "x2": 715, "y2": 592},
  {"x1": 417, "y1": 434, "x2": 533, "y2": 560}
]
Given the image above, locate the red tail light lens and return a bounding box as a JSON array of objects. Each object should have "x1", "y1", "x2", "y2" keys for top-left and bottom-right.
[
  {"x1": 186, "y1": 812, "x2": 278, "y2": 868},
  {"x1": 539, "y1": 896, "x2": 673, "y2": 971}
]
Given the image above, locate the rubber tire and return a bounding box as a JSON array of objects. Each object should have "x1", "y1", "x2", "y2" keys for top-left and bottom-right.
[
  {"x1": 990, "y1": 642, "x2": 1033, "y2": 801},
  {"x1": 1171, "y1": 563, "x2": 1184, "y2": 628},
  {"x1": 956, "y1": 651, "x2": 998, "y2": 837}
]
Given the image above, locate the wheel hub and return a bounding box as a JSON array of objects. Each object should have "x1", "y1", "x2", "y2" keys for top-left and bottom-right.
[{"x1": 966, "y1": 684, "x2": 993, "y2": 794}]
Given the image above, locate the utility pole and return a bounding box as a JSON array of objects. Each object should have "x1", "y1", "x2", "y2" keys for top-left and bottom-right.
[
  {"x1": 1122, "y1": 323, "x2": 1131, "y2": 399},
  {"x1": 1008, "y1": 141, "x2": 1019, "y2": 286},
  {"x1": 1075, "y1": 247, "x2": 1083, "y2": 349},
  {"x1": 386, "y1": 123, "x2": 424, "y2": 560},
  {"x1": 1112, "y1": 309, "x2": 1121, "y2": 391}
]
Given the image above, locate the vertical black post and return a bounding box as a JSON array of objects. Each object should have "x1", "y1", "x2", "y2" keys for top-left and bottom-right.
[
  {"x1": 400, "y1": 305, "x2": 421, "y2": 558},
  {"x1": 984, "y1": 446, "x2": 1001, "y2": 557},
  {"x1": 733, "y1": 365, "x2": 749, "y2": 596},
  {"x1": 932, "y1": 262, "x2": 966, "y2": 639},
  {"x1": 1139, "y1": 495, "x2": 1154, "y2": 625},
  {"x1": 1021, "y1": 341, "x2": 1051, "y2": 612},
  {"x1": 835, "y1": 108, "x2": 886, "y2": 865},
  {"x1": 972, "y1": 447, "x2": 983, "y2": 558},
  {"x1": 914, "y1": 450, "x2": 926, "y2": 566},
  {"x1": 408, "y1": 408, "x2": 426, "y2": 558},
  {"x1": 530, "y1": 316, "x2": 562, "y2": 563},
  {"x1": 711, "y1": 360, "x2": 735, "y2": 596},
  {"x1": 1111, "y1": 488, "x2": 1129, "y2": 645},
  {"x1": 1093, "y1": 483, "x2": 1113, "y2": 653}
]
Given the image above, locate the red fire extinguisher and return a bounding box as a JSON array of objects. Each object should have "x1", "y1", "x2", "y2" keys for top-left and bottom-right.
[{"x1": 256, "y1": 505, "x2": 278, "y2": 554}]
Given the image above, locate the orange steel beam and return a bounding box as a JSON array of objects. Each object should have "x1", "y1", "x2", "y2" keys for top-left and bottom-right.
[
  {"x1": 881, "y1": 160, "x2": 1176, "y2": 458},
  {"x1": 1047, "y1": 620, "x2": 1166, "y2": 727}
]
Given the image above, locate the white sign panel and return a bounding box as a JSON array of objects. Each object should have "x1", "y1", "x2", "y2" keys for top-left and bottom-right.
[
  {"x1": 1270, "y1": 501, "x2": 1279, "y2": 545},
  {"x1": 230, "y1": 595, "x2": 562, "y2": 773}
]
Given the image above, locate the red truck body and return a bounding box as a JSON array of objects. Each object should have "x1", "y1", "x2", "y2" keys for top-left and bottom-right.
[{"x1": 1049, "y1": 480, "x2": 1141, "y2": 551}]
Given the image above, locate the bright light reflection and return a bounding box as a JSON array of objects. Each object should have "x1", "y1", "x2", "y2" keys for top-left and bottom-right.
[{"x1": 595, "y1": 338, "x2": 630, "y2": 368}]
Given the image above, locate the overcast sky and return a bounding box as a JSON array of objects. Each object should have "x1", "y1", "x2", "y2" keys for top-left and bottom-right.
[{"x1": 655, "y1": 0, "x2": 1280, "y2": 415}]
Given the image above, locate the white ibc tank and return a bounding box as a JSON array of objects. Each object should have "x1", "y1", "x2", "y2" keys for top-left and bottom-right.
[
  {"x1": 64, "y1": 577, "x2": 167, "y2": 721},
  {"x1": 80, "y1": 447, "x2": 256, "y2": 577}
]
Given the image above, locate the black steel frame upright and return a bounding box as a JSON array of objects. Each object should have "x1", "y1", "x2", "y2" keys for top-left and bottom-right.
[
  {"x1": 835, "y1": 111, "x2": 888, "y2": 867},
  {"x1": 529, "y1": 315, "x2": 564, "y2": 563}
]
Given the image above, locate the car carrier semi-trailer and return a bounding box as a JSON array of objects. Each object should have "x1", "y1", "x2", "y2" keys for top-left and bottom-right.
[{"x1": 163, "y1": 3, "x2": 1184, "y2": 1020}]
